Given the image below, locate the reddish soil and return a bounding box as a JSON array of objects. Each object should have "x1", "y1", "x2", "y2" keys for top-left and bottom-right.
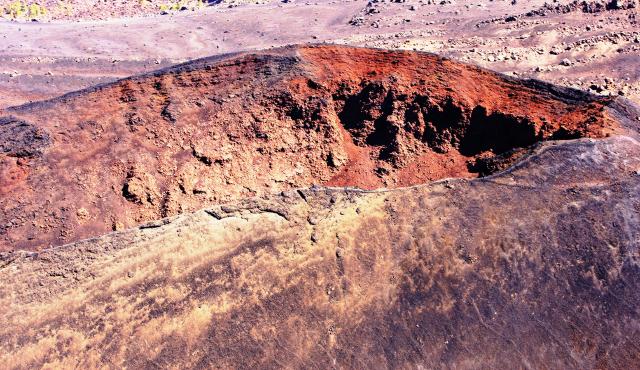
[{"x1": 0, "y1": 44, "x2": 620, "y2": 251}]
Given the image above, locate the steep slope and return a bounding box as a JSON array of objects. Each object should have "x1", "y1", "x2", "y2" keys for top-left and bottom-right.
[
  {"x1": 0, "y1": 45, "x2": 621, "y2": 251},
  {"x1": 2, "y1": 134, "x2": 639, "y2": 368}
]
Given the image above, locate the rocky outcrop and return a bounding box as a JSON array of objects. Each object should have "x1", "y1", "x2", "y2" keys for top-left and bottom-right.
[
  {"x1": 0, "y1": 45, "x2": 622, "y2": 251},
  {"x1": 526, "y1": 0, "x2": 637, "y2": 16}
]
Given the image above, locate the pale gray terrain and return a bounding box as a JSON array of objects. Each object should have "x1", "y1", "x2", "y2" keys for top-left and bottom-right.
[{"x1": 0, "y1": 0, "x2": 638, "y2": 108}]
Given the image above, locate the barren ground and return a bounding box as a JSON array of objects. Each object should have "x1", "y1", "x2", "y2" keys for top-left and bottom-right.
[
  {"x1": 1, "y1": 1, "x2": 640, "y2": 369},
  {"x1": 0, "y1": 0, "x2": 638, "y2": 109},
  {"x1": 3, "y1": 132, "x2": 640, "y2": 369}
]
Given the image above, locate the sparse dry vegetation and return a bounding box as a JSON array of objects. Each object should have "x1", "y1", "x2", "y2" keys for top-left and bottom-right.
[
  {"x1": 2, "y1": 1, "x2": 48, "y2": 20},
  {"x1": 0, "y1": 0, "x2": 208, "y2": 21},
  {"x1": 158, "y1": 0, "x2": 205, "y2": 13}
]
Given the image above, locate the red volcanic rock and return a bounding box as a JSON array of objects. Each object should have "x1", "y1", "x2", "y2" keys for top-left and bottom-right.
[{"x1": 0, "y1": 45, "x2": 623, "y2": 251}]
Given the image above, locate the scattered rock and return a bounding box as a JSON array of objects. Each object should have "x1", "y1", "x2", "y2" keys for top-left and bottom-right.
[
  {"x1": 560, "y1": 58, "x2": 573, "y2": 66},
  {"x1": 76, "y1": 208, "x2": 89, "y2": 221}
]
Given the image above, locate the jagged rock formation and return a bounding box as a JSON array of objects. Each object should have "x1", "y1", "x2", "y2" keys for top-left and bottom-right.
[
  {"x1": 526, "y1": 0, "x2": 637, "y2": 16},
  {"x1": 2, "y1": 132, "x2": 640, "y2": 368},
  {"x1": 0, "y1": 45, "x2": 621, "y2": 251}
]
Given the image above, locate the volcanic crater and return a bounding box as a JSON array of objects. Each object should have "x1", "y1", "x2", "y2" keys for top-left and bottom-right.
[{"x1": 0, "y1": 44, "x2": 621, "y2": 251}]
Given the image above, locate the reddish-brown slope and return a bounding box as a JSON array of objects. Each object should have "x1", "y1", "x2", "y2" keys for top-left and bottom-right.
[{"x1": 0, "y1": 45, "x2": 619, "y2": 251}]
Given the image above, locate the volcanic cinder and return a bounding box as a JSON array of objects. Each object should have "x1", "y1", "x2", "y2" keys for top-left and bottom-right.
[
  {"x1": 2, "y1": 44, "x2": 640, "y2": 369},
  {"x1": 0, "y1": 44, "x2": 622, "y2": 251}
]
